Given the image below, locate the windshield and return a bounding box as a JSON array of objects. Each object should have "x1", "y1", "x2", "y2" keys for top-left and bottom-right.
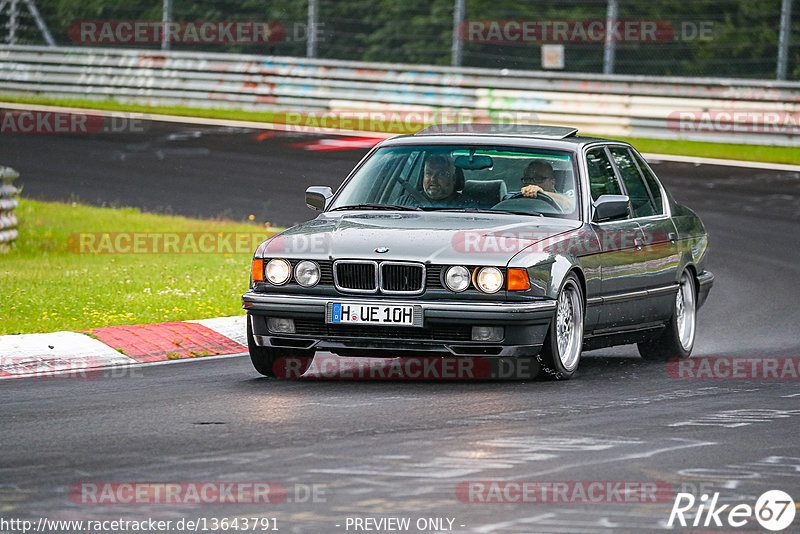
[{"x1": 328, "y1": 144, "x2": 580, "y2": 219}]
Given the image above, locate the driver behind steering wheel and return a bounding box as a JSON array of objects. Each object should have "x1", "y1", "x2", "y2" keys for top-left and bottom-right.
[{"x1": 520, "y1": 160, "x2": 575, "y2": 211}]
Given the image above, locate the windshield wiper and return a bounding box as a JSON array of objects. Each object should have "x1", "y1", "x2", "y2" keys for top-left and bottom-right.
[
  {"x1": 428, "y1": 207, "x2": 545, "y2": 216},
  {"x1": 496, "y1": 209, "x2": 550, "y2": 217},
  {"x1": 330, "y1": 204, "x2": 422, "y2": 212}
]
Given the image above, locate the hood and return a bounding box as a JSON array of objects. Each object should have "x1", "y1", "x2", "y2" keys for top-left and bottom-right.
[{"x1": 257, "y1": 211, "x2": 580, "y2": 265}]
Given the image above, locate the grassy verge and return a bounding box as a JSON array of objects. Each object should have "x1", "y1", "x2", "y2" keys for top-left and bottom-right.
[
  {"x1": 2, "y1": 94, "x2": 798, "y2": 165},
  {"x1": 615, "y1": 136, "x2": 799, "y2": 165},
  {"x1": 1, "y1": 198, "x2": 279, "y2": 335}
]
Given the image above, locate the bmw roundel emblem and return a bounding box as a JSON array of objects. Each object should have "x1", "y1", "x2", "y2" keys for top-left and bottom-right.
[{"x1": 375, "y1": 247, "x2": 389, "y2": 253}]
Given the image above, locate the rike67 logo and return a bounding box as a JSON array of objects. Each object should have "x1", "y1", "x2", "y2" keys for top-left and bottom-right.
[{"x1": 668, "y1": 489, "x2": 795, "y2": 531}]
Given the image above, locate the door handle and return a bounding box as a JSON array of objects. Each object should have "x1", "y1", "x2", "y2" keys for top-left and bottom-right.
[
  {"x1": 634, "y1": 237, "x2": 643, "y2": 250},
  {"x1": 668, "y1": 232, "x2": 678, "y2": 243}
]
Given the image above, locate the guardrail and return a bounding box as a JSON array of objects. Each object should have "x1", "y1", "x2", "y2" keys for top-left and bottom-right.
[
  {"x1": 1, "y1": 45, "x2": 799, "y2": 146},
  {"x1": 0, "y1": 166, "x2": 19, "y2": 253}
]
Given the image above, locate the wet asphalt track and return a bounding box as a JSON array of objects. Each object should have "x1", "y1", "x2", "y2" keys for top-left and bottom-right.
[{"x1": 1, "y1": 121, "x2": 799, "y2": 532}]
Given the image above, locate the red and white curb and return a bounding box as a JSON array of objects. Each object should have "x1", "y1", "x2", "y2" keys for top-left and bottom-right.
[
  {"x1": 0, "y1": 316, "x2": 247, "y2": 378},
  {"x1": 286, "y1": 136, "x2": 388, "y2": 151}
]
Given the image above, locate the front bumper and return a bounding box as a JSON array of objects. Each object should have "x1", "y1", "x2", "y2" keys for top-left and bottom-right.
[{"x1": 241, "y1": 292, "x2": 556, "y2": 357}]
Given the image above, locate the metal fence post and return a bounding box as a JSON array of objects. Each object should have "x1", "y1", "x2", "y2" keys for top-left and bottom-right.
[
  {"x1": 307, "y1": 0, "x2": 318, "y2": 58},
  {"x1": 452, "y1": 0, "x2": 465, "y2": 67},
  {"x1": 5, "y1": 0, "x2": 18, "y2": 45},
  {"x1": 603, "y1": 0, "x2": 617, "y2": 75},
  {"x1": 0, "y1": 166, "x2": 20, "y2": 253},
  {"x1": 22, "y1": 0, "x2": 55, "y2": 46},
  {"x1": 161, "y1": 0, "x2": 172, "y2": 51},
  {"x1": 777, "y1": 0, "x2": 793, "y2": 80}
]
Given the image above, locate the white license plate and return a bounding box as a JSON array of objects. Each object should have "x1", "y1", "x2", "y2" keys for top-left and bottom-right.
[{"x1": 329, "y1": 302, "x2": 415, "y2": 326}]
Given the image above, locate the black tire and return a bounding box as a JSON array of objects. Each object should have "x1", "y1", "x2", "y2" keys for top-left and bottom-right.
[
  {"x1": 638, "y1": 270, "x2": 697, "y2": 361},
  {"x1": 538, "y1": 273, "x2": 584, "y2": 380},
  {"x1": 247, "y1": 319, "x2": 314, "y2": 378}
]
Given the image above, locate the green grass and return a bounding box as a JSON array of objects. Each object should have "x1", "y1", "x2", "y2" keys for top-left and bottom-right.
[
  {"x1": 0, "y1": 94, "x2": 305, "y2": 126},
  {"x1": 614, "y1": 136, "x2": 799, "y2": 165},
  {"x1": 1, "y1": 198, "x2": 279, "y2": 335},
  {"x1": 2, "y1": 94, "x2": 798, "y2": 165}
]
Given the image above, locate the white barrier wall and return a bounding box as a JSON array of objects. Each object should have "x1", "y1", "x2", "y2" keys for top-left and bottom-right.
[
  {"x1": 0, "y1": 166, "x2": 19, "y2": 254},
  {"x1": 1, "y1": 45, "x2": 799, "y2": 146}
]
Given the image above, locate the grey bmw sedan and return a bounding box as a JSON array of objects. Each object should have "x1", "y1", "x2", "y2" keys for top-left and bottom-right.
[{"x1": 242, "y1": 124, "x2": 713, "y2": 380}]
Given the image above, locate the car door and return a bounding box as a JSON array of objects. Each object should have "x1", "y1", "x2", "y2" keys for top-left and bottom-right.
[
  {"x1": 608, "y1": 145, "x2": 679, "y2": 324},
  {"x1": 586, "y1": 146, "x2": 649, "y2": 332},
  {"x1": 628, "y1": 147, "x2": 682, "y2": 321}
]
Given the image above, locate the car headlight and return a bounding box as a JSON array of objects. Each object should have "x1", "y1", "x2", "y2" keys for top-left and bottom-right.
[
  {"x1": 294, "y1": 260, "x2": 321, "y2": 287},
  {"x1": 475, "y1": 266, "x2": 504, "y2": 294},
  {"x1": 265, "y1": 258, "x2": 292, "y2": 285},
  {"x1": 444, "y1": 265, "x2": 471, "y2": 292}
]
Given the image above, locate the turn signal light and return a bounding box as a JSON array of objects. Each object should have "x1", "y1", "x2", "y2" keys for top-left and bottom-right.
[
  {"x1": 507, "y1": 268, "x2": 530, "y2": 291},
  {"x1": 251, "y1": 259, "x2": 264, "y2": 282}
]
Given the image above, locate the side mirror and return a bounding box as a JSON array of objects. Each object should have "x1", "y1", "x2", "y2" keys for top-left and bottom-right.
[
  {"x1": 305, "y1": 186, "x2": 333, "y2": 211},
  {"x1": 592, "y1": 194, "x2": 630, "y2": 222}
]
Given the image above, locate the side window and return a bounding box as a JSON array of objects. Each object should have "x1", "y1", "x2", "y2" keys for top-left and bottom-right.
[
  {"x1": 632, "y1": 151, "x2": 664, "y2": 215},
  {"x1": 610, "y1": 147, "x2": 656, "y2": 218},
  {"x1": 586, "y1": 147, "x2": 622, "y2": 201}
]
